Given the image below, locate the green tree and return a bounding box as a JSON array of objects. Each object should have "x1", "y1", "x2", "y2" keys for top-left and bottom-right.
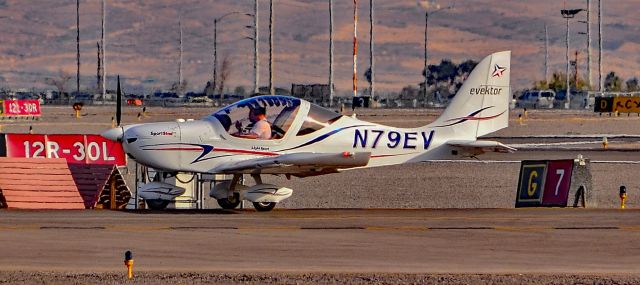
[
  {"x1": 625, "y1": 77, "x2": 639, "y2": 92},
  {"x1": 604, "y1": 72, "x2": 623, "y2": 92}
]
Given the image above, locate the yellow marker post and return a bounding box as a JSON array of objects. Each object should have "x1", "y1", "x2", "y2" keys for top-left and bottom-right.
[
  {"x1": 72, "y1": 103, "x2": 83, "y2": 119},
  {"x1": 517, "y1": 114, "x2": 523, "y2": 125},
  {"x1": 111, "y1": 116, "x2": 116, "y2": 128},
  {"x1": 124, "y1": 250, "x2": 134, "y2": 279},
  {"x1": 523, "y1": 108, "x2": 529, "y2": 119},
  {"x1": 602, "y1": 137, "x2": 608, "y2": 149},
  {"x1": 620, "y1": 186, "x2": 627, "y2": 209}
]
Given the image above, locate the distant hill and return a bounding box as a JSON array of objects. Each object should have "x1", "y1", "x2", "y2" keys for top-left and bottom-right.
[{"x1": 0, "y1": 0, "x2": 638, "y2": 95}]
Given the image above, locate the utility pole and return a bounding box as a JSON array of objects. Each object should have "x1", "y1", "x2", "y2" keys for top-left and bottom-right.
[
  {"x1": 213, "y1": 19, "x2": 218, "y2": 94},
  {"x1": 544, "y1": 23, "x2": 549, "y2": 83},
  {"x1": 574, "y1": 50, "x2": 579, "y2": 88},
  {"x1": 253, "y1": 0, "x2": 259, "y2": 94},
  {"x1": 329, "y1": 0, "x2": 334, "y2": 107},
  {"x1": 598, "y1": 0, "x2": 603, "y2": 92},
  {"x1": 269, "y1": 0, "x2": 275, "y2": 95},
  {"x1": 423, "y1": 11, "x2": 428, "y2": 107},
  {"x1": 586, "y1": 0, "x2": 592, "y2": 89},
  {"x1": 179, "y1": 20, "x2": 183, "y2": 96},
  {"x1": 76, "y1": 0, "x2": 80, "y2": 97},
  {"x1": 97, "y1": 42, "x2": 101, "y2": 92},
  {"x1": 369, "y1": 0, "x2": 374, "y2": 99},
  {"x1": 353, "y1": 0, "x2": 358, "y2": 100},
  {"x1": 101, "y1": 0, "x2": 106, "y2": 103}
]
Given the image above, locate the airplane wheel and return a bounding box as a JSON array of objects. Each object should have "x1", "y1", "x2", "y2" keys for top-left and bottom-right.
[
  {"x1": 217, "y1": 193, "x2": 241, "y2": 209},
  {"x1": 252, "y1": 202, "x2": 276, "y2": 212},
  {"x1": 146, "y1": 199, "x2": 169, "y2": 210}
]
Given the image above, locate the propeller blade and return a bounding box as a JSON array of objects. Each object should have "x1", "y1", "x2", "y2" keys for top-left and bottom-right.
[{"x1": 116, "y1": 75, "x2": 122, "y2": 126}]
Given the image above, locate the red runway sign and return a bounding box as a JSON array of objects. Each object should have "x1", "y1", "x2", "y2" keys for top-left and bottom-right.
[
  {"x1": 2, "y1": 100, "x2": 41, "y2": 116},
  {"x1": 4, "y1": 134, "x2": 126, "y2": 166}
]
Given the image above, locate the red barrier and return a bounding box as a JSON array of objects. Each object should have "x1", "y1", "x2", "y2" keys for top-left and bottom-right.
[
  {"x1": 4, "y1": 134, "x2": 126, "y2": 166},
  {"x1": 2, "y1": 100, "x2": 41, "y2": 116}
]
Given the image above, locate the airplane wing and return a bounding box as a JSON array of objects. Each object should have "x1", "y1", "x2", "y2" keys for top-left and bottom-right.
[
  {"x1": 214, "y1": 152, "x2": 371, "y2": 177},
  {"x1": 447, "y1": 140, "x2": 516, "y2": 156}
]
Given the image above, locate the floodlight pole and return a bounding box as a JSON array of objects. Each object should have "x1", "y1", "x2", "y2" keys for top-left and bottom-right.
[
  {"x1": 76, "y1": 0, "x2": 80, "y2": 97},
  {"x1": 329, "y1": 0, "x2": 334, "y2": 106},
  {"x1": 422, "y1": 4, "x2": 453, "y2": 107},
  {"x1": 561, "y1": 8, "x2": 584, "y2": 109},
  {"x1": 565, "y1": 16, "x2": 570, "y2": 108},
  {"x1": 598, "y1": 0, "x2": 603, "y2": 92},
  {"x1": 213, "y1": 11, "x2": 240, "y2": 96}
]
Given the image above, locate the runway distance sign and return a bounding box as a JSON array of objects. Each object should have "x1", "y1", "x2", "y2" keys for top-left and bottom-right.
[
  {"x1": 515, "y1": 159, "x2": 574, "y2": 208},
  {"x1": 2, "y1": 134, "x2": 126, "y2": 166},
  {"x1": 2, "y1": 99, "x2": 41, "y2": 116}
]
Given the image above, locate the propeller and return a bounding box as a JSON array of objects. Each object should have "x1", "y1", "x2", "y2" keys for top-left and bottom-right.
[
  {"x1": 116, "y1": 75, "x2": 122, "y2": 126},
  {"x1": 102, "y1": 75, "x2": 124, "y2": 142}
]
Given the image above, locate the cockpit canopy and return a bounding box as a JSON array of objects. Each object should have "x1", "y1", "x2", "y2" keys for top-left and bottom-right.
[{"x1": 209, "y1": 95, "x2": 342, "y2": 139}]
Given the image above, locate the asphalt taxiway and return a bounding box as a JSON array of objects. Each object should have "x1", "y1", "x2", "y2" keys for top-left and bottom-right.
[{"x1": 1, "y1": 209, "x2": 639, "y2": 274}]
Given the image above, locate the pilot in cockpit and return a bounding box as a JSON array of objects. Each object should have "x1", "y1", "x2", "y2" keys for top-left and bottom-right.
[{"x1": 232, "y1": 106, "x2": 272, "y2": 139}]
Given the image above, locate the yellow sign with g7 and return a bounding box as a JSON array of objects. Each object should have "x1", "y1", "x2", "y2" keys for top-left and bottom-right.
[{"x1": 516, "y1": 161, "x2": 547, "y2": 207}]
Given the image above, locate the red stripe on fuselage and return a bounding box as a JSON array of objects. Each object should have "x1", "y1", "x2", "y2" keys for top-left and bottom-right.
[
  {"x1": 145, "y1": 147, "x2": 202, "y2": 151},
  {"x1": 214, "y1": 148, "x2": 279, "y2": 156}
]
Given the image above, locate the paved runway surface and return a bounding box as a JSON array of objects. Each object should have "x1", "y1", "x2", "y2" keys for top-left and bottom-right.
[{"x1": 1, "y1": 209, "x2": 639, "y2": 274}]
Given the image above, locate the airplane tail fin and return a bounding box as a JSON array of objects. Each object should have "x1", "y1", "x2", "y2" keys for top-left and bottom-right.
[{"x1": 428, "y1": 51, "x2": 511, "y2": 139}]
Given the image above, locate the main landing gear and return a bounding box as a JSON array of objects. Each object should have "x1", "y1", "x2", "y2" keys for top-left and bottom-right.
[{"x1": 210, "y1": 174, "x2": 293, "y2": 212}]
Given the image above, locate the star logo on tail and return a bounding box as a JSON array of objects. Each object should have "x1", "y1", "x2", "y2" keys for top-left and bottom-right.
[{"x1": 492, "y1": 64, "x2": 507, "y2": 77}]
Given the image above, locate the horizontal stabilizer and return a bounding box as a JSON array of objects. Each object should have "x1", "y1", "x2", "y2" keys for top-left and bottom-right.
[{"x1": 447, "y1": 140, "x2": 516, "y2": 156}]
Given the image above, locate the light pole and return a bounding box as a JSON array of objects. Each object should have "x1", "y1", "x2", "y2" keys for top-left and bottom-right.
[
  {"x1": 213, "y1": 11, "x2": 241, "y2": 95},
  {"x1": 420, "y1": 2, "x2": 453, "y2": 107},
  {"x1": 561, "y1": 8, "x2": 584, "y2": 109}
]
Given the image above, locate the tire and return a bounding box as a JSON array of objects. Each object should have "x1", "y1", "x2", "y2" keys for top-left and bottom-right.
[
  {"x1": 146, "y1": 199, "x2": 170, "y2": 210},
  {"x1": 252, "y1": 202, "x2": 277, "y2": 212},
  {"x1": 217, "y1": 193, "x2": 241, "y2": 209}
]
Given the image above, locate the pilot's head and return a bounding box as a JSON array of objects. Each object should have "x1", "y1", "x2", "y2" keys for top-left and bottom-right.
[{"x1": 249, "y1": 107, "x2": 266, "y2": 122}]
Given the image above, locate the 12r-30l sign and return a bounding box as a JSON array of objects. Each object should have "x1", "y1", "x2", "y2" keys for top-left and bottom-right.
[{"x1": 3, "y1": 134, "x2": 126, "y2": 166}]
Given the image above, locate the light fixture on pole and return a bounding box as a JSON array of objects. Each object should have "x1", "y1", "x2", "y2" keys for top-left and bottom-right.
[
  {"x1": 561, "y1": 8, "x2": 584, "y2": 109},
  {"x1": 419, "y1": 1, "x2": 453, "y2": 107},
  {"x1": 213, "y1": 11, "x2": 241, "y2": 96}
]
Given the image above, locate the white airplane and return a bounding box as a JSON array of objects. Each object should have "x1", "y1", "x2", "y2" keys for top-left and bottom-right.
[{"x1": 103, "y1": 51, "x2": 515, "y2": 211}]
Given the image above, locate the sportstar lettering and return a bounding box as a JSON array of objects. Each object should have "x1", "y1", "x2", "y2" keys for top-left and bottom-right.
[
  {"x1": 150, "y1": 131, "x2": 174, "y2": 136},
  {"x1": 470, "y1": 86, "x2": 502, "y2": 96}
]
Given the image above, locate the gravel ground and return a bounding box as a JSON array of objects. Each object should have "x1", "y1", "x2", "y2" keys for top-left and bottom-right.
[{"x1": 2, "y1": 272, "x2": 640, "y2": 285}]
